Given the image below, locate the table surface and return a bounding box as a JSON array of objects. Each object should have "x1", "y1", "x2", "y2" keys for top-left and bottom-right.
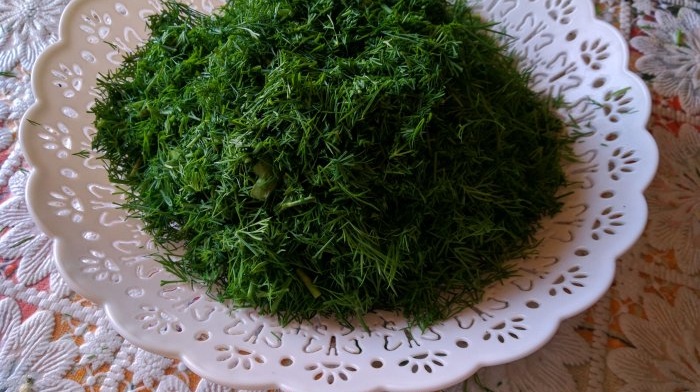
[{"x1": 1, "y1": 1, "x2": 699, "y2": 391}]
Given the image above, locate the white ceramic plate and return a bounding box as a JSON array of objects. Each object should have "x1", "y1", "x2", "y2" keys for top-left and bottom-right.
[{"x1": 21, "y1": 0, "x2": 658, "y2": 391}]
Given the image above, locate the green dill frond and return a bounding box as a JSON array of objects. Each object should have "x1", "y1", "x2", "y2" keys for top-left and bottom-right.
[{"x1": 91, "y1": 0, "x2": 571, "y2": 328}]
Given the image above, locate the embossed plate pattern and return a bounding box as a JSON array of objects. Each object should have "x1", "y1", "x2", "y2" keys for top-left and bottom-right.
[{"x1": 20, "y1": 0, "x2": 658, "y2": 391}]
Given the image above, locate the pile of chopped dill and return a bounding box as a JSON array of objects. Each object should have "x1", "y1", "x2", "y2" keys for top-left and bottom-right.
[{"x1": 91, "y1": 0, "x2": 571, "y2": 327}]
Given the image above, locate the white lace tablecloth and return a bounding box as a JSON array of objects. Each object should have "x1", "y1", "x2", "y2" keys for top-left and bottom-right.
[{"x1": 1, "y1": 0, "x2": 699, "y2": 391}]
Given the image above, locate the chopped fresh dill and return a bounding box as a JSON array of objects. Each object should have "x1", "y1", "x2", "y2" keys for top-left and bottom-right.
[
  {"x1": 91, "y1": 0, "x2": 572, "y2": 328},
  {"x1": 72, "y1": 149, "x2": 91, "y2": 159},
  {"x1": 10, "y1": 236, "x2": 34, "y2": 249}
]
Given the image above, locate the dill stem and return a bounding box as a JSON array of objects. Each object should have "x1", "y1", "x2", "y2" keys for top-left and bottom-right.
[{"x1": 296, "y1": 268, "x2": 322, "y2": 299}]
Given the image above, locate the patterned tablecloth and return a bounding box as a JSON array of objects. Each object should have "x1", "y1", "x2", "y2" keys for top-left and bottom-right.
[{"x1": 1, "y1": 0, "x2": 698, "y2": 391}]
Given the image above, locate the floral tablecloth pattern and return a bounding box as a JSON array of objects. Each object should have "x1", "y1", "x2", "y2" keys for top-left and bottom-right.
[{"x1": 1, "y1": 0, "x2": 698, "y2": 391}]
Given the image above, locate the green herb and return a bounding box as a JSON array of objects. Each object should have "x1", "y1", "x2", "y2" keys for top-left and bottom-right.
[
  {"x1": 91, "y1": 0, "x2": 572, "y2": 328},
  {"x1": 72, "y1": 149, "x2": 91, "y2": 159},
  {"x1": 0, "y1": 71, "x2": 15, "y2": 78},
  {"x1": 10, "y1": 236, "x2": 34, "y2": 249}
]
